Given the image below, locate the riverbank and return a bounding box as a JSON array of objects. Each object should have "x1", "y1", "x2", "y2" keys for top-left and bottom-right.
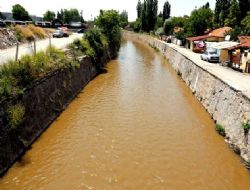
[
  {"x1": 125, "y1": 31, "x2": 250, "y2": 167},
  {"x1": 0, "y1": 55, "x2": 104, "y2": 175}
]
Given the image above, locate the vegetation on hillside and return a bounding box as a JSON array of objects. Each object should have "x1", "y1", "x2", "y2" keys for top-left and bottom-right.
[
  {"x1": 0, "y1": 46, "x2": 79, "y2": 100},
  {"x1": 14, "y1": 24, "x2": 47, "y2": 42}
]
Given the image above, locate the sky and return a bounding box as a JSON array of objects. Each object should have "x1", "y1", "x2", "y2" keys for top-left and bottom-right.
[{"x1": 0, "y1": 0, "x2": 216, "y2": 21}]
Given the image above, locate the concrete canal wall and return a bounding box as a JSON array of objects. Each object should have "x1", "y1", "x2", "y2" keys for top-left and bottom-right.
[
  {"x1": 129, "y1": 32, "x2": 250, "y2": 166},
  {"x1": 0, "y1": 56, "x2": 100, "y2": 175}
]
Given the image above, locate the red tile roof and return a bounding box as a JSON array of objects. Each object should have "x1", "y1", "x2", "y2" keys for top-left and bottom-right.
[
  {"x1": 209, "y1": 27, "x2": 232, "y2": 38},
  {"x1": 186, "y1": 34, "x2": 210, "y2": 41},
  {"x1": 238, "y1": 36, "x2": 250, "y2": 47}
]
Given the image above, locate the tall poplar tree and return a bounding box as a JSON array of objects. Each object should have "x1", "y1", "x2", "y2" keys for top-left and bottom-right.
[
  {"x1": 163, "y1": 1, "x2": 171, "y2": 21},
  {"x1": 137, "y1": 0, "x2": 143, "y2": 19},
  {"x1": 225, "y1": 0, "x2": 240, "y2": 27},
  {"x1": 239, "y1": 0, "x2": 250, "y2": 20}
]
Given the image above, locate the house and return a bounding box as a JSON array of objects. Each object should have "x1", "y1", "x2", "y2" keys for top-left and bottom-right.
[
  {"x1": 186, "y1": 27, "x2": 232, "y2": 52},
  {"x1": 227, "y1": 36, "x2": 250, "y2": 73},
  {"x1": 207, "y1": 27, "x2": 232, "y2": 42}
]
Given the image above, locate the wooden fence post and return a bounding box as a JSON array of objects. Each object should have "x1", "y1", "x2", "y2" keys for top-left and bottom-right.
[{"x1": 15, "y1": 43, "x2": 19, "y2": 61}]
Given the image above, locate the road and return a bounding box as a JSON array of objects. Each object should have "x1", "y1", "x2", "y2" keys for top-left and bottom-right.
[{"x1": 0, "y1": 33, "x2": 83, "y2": 64}]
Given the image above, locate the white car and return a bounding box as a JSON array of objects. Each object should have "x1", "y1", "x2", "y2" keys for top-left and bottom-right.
[{"x1": 201, "y1": 50, "x2": 220, "y2": 63}]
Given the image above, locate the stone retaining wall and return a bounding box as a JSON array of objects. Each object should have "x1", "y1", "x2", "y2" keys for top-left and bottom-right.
[
  {"x1": 129, "y1": 32, "x2": 250, "y2": 166},
  {"x1": 0, "y1": 56, "x2": 99, "y2": 175}
]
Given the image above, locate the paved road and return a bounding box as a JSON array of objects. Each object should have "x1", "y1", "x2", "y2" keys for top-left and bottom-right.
[
  {"x1": 162, "y1": 41, "x2": 250, "y2": 99},
  {"x1": 0, "y1": 33, "x2": 83, "y2": 64}
]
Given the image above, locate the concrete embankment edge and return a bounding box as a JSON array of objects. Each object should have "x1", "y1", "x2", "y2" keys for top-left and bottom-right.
[{"x1": 128, "y1": 32, "x2": 250, "y2": 166}]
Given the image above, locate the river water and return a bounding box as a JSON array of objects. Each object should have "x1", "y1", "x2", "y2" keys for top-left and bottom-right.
[{"x1": 1, "y1": 36, "x2": 250, "y2": 190}]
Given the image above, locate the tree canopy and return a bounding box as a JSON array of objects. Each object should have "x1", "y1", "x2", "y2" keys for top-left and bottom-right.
[
  {"x1": 185, "y1": 6, "x2": 213, "y2": 36},
  {"x1": 120, "y1": 10, "x2": 128, "y2": 28},
  {"x1": 43, "y1": 10, "x2": 56, "y2": 22},
  {"x1": 163, "y1": 1, "x2": 171, "y2": 21},
  {"x1": 96, "y1": 10, "x2": 122, "y2": 55},
  {"x1": 56, "y1": 9, "x2": 84, "y2": 24},
  {"x1": 12, "y1": 4, "x2": 31, "y2": 21}
]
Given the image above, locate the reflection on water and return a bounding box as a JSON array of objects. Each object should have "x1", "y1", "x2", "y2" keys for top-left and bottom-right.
[{"x1": 0, "y1": 37, "x2": 250, "y2": 190}]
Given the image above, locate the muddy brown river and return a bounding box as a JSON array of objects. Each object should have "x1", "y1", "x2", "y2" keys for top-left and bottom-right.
[{"x1": 1, "y1": 36, "x2": 250, "y2": 190}]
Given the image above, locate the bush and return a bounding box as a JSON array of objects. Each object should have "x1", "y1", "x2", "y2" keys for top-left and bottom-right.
[
  {"x1": 15, "y1": 25, "x2": 34, "y2": 42},
  {"x1": 0, "y1": 46, "x2": 76, "y2": 100},
  {"x1": 68, "y1": 38, "x2": 96, "y2": 59},
  {"x1": 27, "y1": 24, "x2": 46, "y2": 39},
  {"x1": 242, "y1": 121, "x2": 250, "y2": 133},
  {"x1": 84, "y1": 28, "x2": 108, "y2": 60},
  {"x1": 14, "y1": 25, "x2": 47, "y2": 42},
  {"x1": 7, "y1": 104, "x2": 25, "y2": 129},
  {"x1": 96, "y1": 10, "x2": 122, "y2": 56},
  {"x1": 215, "y1": 124, "x2": 226, "y2": 137}
]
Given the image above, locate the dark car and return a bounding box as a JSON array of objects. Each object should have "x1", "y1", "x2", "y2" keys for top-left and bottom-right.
[
  {"x1": 53, "y1": 30, "x2": 64, "y2": 38},
  {"x1": 77, "y1": 28, "x2": 85, "y2": 33}
]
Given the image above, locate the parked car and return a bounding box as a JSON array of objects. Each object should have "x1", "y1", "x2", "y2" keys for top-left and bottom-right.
[
  {"x1": 58, "y1": 27, "x2": 69, "y2": 37},
  {"x1": 53, "y1": 30, "x2": 64, "y2": 38},
  {"x1": 201, "y1": 49, "x2": 220, "y2": 63},
  {"x1": 77, "y1": 28, "x2": 85, "y2": 33}
]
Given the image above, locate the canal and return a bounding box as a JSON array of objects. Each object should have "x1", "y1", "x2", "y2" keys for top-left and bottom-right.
[{"x1": 1, "y1": 36, "x2": 250, "y2": 190}]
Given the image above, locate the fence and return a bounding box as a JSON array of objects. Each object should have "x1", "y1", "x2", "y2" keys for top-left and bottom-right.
[{"x1": 0, "y1": 36, "x2": 55, "y2": 64}]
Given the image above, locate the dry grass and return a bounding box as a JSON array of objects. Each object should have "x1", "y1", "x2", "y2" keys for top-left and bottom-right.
[
  {"x1": 27, "y1": 24, "x2": 46, "y2": 39},
  {"x1": 14, "y1": 25, "x2": 47, "y2": 42},
  {"x1": 15, "y1": 25, "x2": 34, "y2": 41}
]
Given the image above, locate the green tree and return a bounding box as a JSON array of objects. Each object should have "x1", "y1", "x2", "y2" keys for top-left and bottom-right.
[
  {"x1": 214, "y1": 0, "x2": 222, "y2": 26},
  {"x1": 214, "y1": 0, "x2": 231, "y2": 26},
  {"x1": 64, "y1": 9, "x2": 81, "y2": 24},
  {"x1": 185, "y1": 5, "x2": 213, "y2": 36},
  {"x1": 163, "y1": 16, "x2": 186, "y2": 35},
  {"x1": 225, "y1": 0, "x2": 240, "y2": 27},
  {"x1": 155, "y1": 16, "x2": 164, "y2": 30},
  {"x1": 137, "y1": 0, "x2": 143, "y2": 18},
  {"x1": 163, "y1": 1, "x2": 171, "y2": 21},
  {"x1": 141, "y1": 1, "x2": 148, "y2": 31},
  {"x1": 43, "y1": 10, "x2": 55, "y2": 22},
  {"x1": 239, "y1": 0, "x2": 250, "y2": 20},
  {"x1": 229, "y1": 26, "x2": 242, "y2": 41},
  {"x1": 131, "y1": 18, "x2": 142, "y2": 32},
  {"x1": 95, "y1": 10, "x2": 122, "y2": 57},
  {"x1": 57, "y1": 9, "x2": 64, "y2": 22},
  {"x1": 241, "y1": 11, "x2": 250, "y2": 35},
  {"x1": 163, "y1": 19, "x2": 174, "y2": 35},
  {"x1": 12, "y1": 4, "x2": 31, "y2": 21},
  {"x1": 120, "y1": 10, "x2": 128, "y2": 28}
]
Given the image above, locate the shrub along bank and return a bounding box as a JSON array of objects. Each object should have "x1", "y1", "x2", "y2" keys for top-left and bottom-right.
[{"x1": 0, "y1": 10, "x2": 121, "y2": 176}]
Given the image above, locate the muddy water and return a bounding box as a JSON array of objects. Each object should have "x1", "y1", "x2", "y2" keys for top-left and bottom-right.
[{"x1": 1, "y1": 37, "x2": 250, "y2": 190}]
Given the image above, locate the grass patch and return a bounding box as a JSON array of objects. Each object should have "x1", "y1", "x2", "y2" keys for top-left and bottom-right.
[
  {"x1": 7, "y1": 104, "x2": 25, "y2": 129},
  {"x1": 15, "y1": 25, "x2": 34, "y2": 42},
  {"x1": 149, "y1": 43, "x2": 160, "y2": 52},
  {"x1": 14, "y1": 25, "x2": 46, "y2": 42},
  {"x1": 215, "y1": 124, "x2": 226, "y2": 137},
  {"x1": 242, "y1": 121, "x2": 250, "y2": 131},
  {"x1": 0, "y1": 46, "x2": 79, "y2": 100},
  {"x1": 27, "y1": 24, "x2": 46, "y2": 39}
]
